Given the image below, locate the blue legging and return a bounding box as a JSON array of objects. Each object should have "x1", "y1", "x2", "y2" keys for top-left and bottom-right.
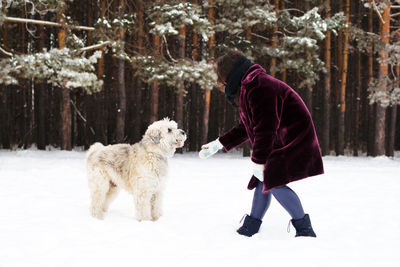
[{"x1": 250, "y1": 180, "x2": 305, "y2": 220}]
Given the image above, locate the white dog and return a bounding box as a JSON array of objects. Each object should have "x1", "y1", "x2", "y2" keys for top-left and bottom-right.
[{"x1": 86, "y1": 118, "x2": 186, "y2": 221}]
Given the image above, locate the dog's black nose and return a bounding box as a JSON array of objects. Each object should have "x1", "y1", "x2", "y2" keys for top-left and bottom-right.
[{"x1": 180, "y1": 130, "x2": 186, "y2": 135}]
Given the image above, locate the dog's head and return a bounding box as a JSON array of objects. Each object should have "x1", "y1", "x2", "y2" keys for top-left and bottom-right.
[{"x1": 143, "y1": 118, "x2": 187, "y2": 157}]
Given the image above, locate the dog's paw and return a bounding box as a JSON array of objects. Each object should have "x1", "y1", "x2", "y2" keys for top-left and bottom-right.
[
  {"x1": 151, "y1": 215, "x2": 161, "y2": 221},
  {"x1": 136, "y1": 215, "x2": 152, "y2": 222},
  {"x1": 151, "y1": 211, "x2": 162, "y2": 221},
  {"x1": 90, "y1": 210, "x2": 104, "y2": 220}
]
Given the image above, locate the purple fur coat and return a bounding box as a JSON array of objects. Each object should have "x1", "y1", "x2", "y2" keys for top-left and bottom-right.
[{"x1": 219, "y1": 64, "x2": 324, "y2": 193}]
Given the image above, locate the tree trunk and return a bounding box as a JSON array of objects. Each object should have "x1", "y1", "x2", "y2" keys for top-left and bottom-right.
[
  {"x1": 304, "y1": 2, "x2": 313, "y2": 115},
  {"x1": 87, "y1": 0, "x2": 93, "y2": 45},
  {"x1": 375, "y1": 3, "x2": 391, "y2": 156},
  {"x1": 242, "y1": 26, "x2": 252, "y2": 157},
  {"x1": 21, "y1": 9, "x2": 33, "y2": 149},
  {"x1": 0, "y1": 22, "x2": 8, "y2": 148},
  {"x1": 115, "y1": 0, "x2": 126, "y2": 143},
  {"x1": 133, "y1": 0, "x2": 144, "y2": 142},
  {"x1": 354, "y1": 49, "x2": 361, "y2": 156},
  {"x1": 151, "y1": 32, "x2": 160, "y2": 123},
  {"x1": 36, "y1": 20, "x2": 47, "y2": 149},
  {"x1": 353, "y1": 1, "x2": 361, "y2": 156},
  {"x1": 150, "y1": 13, "x2": 161, "y2": 124},
  {"x1": 387, "y1": 105, "x2": 397, "y2": 157},
  {"x1": 58, "y1": 2, "x2": 72, "y2": 150},
  {"x1": 270, "y1": 0, "x2": 279, "y2": 77},
  {"x1": 202, "y1": 0, "x2": 214, "y2": 144},
  {"x1": 95, "y1": 0, "x2": 107, "y2": 144},
  {"x1": 388, "y1": 65, "x2": 400, "y2": 156},
  {"x1": 177, "y1": 13, "x2": 186, "y2": 129},
  {"x1": 322, "y1": 0, "x2": 331, "y2": 156},
  {"x1": 337, "y1": 0, "x2": 350, "y2": 155},
  {"x1": 280, "y1": 0, "x2": 287, "y2": 82},
  {"x1": 60, "y1": 88, "x2": 72, "y2": 150},
  {"x1": 367, "y1": 2, "x2": 374, "y2": 156},
  {"x1": 190, "y1": 1, "x2": 200, "y2": 151}
]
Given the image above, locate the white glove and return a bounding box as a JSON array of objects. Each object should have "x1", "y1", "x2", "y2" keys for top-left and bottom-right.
[
  {"x1": 199, "y1": 139, "x2": 223, "y2": 159},
  {"x1": 252, "y1": 162, "x2": 264, "y2": 181}
]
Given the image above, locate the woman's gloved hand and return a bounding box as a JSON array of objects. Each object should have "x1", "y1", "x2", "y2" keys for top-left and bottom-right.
[
  {"x1": 252, "y1": 162, "x2": 265, "y2": 181},
  {"x1": 199, "y1": 139, "x2": 223, "y2": 159}
]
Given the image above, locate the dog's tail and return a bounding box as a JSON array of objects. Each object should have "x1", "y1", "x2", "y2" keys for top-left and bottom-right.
[{"x1": 87, "y1": 142, "x2": 103, "y2": 159}]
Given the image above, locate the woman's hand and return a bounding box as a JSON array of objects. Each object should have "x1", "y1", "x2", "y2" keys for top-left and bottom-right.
[{"x1": 199, "y1": 139, "x2": 223, "y2": 159}]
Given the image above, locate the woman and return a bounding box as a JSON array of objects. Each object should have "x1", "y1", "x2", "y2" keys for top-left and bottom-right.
[{"x1": 199, "y1": 50, "x2": 324, "y2": 237}]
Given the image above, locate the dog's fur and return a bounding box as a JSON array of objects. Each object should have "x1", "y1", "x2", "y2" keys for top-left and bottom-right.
[{"x1": 86, "y1": 118, "x2": 186, "y2": 221}]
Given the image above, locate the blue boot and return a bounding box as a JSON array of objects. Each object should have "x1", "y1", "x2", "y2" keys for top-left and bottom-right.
[
  {"x1": 237, "y1": 215, "x2": 262, "y2": 237},
  {"x1": 290, "y1": 214, "x2": 316, "y2": 237}
]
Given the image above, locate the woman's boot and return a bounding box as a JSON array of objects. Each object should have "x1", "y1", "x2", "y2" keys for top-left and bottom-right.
[
  {"x1": 290, "y1": 214, "x2": 316, "y2": 237},
  {"x1": 237, "y1": 215, "x2": 262, "y2": 237}
]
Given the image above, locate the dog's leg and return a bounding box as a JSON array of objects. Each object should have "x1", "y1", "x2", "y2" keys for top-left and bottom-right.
[
  {"x1": 90, "y1": 189, "x2": 108, "y2": 220},
  {"x1": 103, "y1": 182, "x2": 119, "y2": 212},
  {"x1": 133, "y1": 188, "x2": 152, "y2": 221},
  {"x1": 151, "y1": 191, "x2": 164, "y2": 221},
  {"x1": 88, "y1": 172, "x2": 109, "y2": 220}
]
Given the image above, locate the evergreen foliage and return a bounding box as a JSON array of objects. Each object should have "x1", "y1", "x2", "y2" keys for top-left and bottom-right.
[
  {"x1": 132, "y1": 56, "x2": 216, "y2": 91},
  {"x1": 361, "y1": 1, "x2": 400, "y2": 106},
  {"x1": 263, "y1": 8, "x2": 345, "y2": 88},
  {"x1": 0, "y1": 48, "x2": 102, "y2": 93},
  {"x1": 149, "y1": 2, "x2": 213, "y2": 40}
]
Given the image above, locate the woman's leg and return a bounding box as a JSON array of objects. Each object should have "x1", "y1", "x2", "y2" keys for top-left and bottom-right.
[
  {"x1": 270, "y1": 186, "x2": 305, "y2": 220},
  {"x1": 250, "y1": 180, "x2": 272, "y2": 220}
]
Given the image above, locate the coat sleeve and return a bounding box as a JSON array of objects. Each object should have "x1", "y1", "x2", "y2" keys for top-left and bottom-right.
[
  {"x1": 218, "y1": 120, "x2": 249, "y2": 151},
  {"x1": 248, "y1": 83, "x2": 281, "y2": 164}
]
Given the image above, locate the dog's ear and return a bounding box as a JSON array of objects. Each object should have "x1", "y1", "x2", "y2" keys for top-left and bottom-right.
[{"x1": 147, "y1": 128, "x2": 161, "y2": 144}]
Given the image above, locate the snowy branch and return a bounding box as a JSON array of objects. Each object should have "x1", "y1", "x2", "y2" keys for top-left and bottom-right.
[
  {"x1": 4, "y1": 16, "x2": 95, "y2": 31},
  {"x1": 372, "y1": 0, "x2": 385, "y2": 24},
  {"x1": 79, "y1": 41, "x2": 113, "y2": 53},
  {"x1": 0, "y1": 46, "x2": 13, "y2": 57}
]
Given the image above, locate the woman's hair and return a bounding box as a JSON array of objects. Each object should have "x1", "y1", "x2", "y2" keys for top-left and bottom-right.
[{"x1": 215, "y1": 50, "x2": 243, "y2": 84}]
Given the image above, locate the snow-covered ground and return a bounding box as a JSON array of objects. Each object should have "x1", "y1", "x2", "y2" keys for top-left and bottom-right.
[{"x1": 0, "y1": 149, "x2": 399, "y2": 267}]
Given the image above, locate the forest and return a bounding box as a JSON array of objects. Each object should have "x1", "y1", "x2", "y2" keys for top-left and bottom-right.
[{"x1": 0, "y1": 0, "x2": 399, "y2": 156}]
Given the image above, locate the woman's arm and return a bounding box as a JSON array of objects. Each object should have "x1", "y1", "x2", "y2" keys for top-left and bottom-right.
[{"x1": 218, "y1": 120, "x2": 249, "y2": 151}]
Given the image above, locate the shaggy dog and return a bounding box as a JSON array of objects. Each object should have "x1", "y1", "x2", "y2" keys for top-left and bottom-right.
[{"x1": 86, "y1": 118, "x2": 186, "y2": 221}]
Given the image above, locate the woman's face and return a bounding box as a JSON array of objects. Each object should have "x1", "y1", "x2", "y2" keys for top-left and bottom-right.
[
  {"x1": 217, "y1": 82, "x2": 225, "y2": 93},
  {"x1": 216, "y1": 65, "x2": 226, "y2": 93}
]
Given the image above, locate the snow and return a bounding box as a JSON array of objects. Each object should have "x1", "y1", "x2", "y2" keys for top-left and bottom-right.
[{"x1": 1, "y1": 149, "x2": 400, "y2": 267}]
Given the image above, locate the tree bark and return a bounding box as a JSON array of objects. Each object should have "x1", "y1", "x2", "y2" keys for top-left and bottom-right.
[
  {"x1": 367, "y1": 1, "x2": 375, "y2": 156},
  {"x1": 387, "y1": 105, "x2": 397, "y2": 157},
  {"x1": 270, "y1": 0, "x2": 279, "y2": 77},
  {"x1": 132, "y1": 0, "x2": 144, "y2": 142},
  {"x1": 177, "y1": 11, "x2": 186, "y2": 130},
  {"x1": 1, "y1": 22, "x2": 10, "y2": 148},
  {"x1": 337, "y1": 0, "x2": 350, "y2": 155},
  {"x1": 353, "y1": 1, "x2": 361, "y2": 156},
  {"x1": 304, "y1": 2, "x2": 313, "y2": 115},
  {"x1": 190, "y1": 0, "x2": 199, "y2": 151},
  {"x1": 386, "y1": 66, "x2": 400, "y2": 157},
  {"x1": 151, "y1": 24, "x2": 161, "y2": 123},
  {"x1": 87, "y1": 0, "x2": 93, "y2": 45},
  {"x1": 95, "y1": 0, "x2": 107, "y2": 144},
  {"x1": 115, "y1": 0, "x2": 126, "y2": 143},
  {"x1": 36, "y1": 20, "x2": 47, "y2": 149},
  {"x1": 322, "y1": 0, "x2": 331, "y2": 156},
  {"x1": 280, "y1": 0, "x2": 287, "y2": 82},
  {"x1": 202, "y1": 0, "x2": 214, "y2": 144},
  {"x1": 58, "y1": 1, "x2": 72, "y2": 150},
  {"x1": 374, "y1": 3, "x2": 391, "y2": 156},
  {"x1": 241, "y1": 26, "x2": 253, "y2": 157}
]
